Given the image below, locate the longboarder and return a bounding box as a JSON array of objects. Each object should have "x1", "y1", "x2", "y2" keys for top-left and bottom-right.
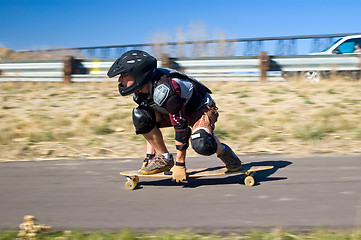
[{"x1": 107, "y1": 50, "x2": 242, "y2": 182}]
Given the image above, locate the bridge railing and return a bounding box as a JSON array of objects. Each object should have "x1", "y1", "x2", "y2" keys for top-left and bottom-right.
[{"x1": 16, "y1": 33, "x2": 361, "y2": 58}]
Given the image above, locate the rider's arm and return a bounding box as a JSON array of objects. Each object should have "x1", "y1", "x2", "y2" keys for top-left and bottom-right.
[
  {"x1": 175, "y1": 142, "x2": 186, "y2": 163},
  {"x1": 170, "y1": 111, "x2": 191, "y2": 164},
  {"x1": 167, "y1": 79, "x2": 191, "y2": 165},
  {"x1": 166, "y1": 79, "x2": 191, "y2": 182}
]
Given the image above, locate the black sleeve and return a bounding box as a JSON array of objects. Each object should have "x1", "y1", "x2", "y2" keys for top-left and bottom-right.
[{"x1": 165, "y1": 94, "x2": 183, "y2": 115}]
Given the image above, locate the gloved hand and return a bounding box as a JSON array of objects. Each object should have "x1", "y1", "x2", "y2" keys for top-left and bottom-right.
[{"x1": 171, "y1": 164, "x2": 187, "y2": 182}]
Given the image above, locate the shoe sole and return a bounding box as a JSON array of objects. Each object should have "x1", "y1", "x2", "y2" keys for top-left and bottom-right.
[
  {"x1": 226, "y1": 166, "x2": 242, "y2": 172},
  {"x1": 139, "y1": 165, "x2": 173, "y2": 175}
]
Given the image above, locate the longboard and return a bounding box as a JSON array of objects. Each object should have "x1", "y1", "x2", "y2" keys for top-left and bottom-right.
[{"x1": 120, "y1": 165, "x2": 274, "y2": 190}]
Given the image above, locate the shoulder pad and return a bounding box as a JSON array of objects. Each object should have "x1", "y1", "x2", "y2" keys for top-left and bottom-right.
[{"x1": 153, "y1": 84, "x2": 170, "y2": 106}]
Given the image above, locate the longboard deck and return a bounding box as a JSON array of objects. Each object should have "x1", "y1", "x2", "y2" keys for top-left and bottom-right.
[
  {"x1": 120, "y1": 165, "x2": 274, "y2": 190},
  {"x1": 120, "y1": 165, "x2": 273, "y2": 178}
]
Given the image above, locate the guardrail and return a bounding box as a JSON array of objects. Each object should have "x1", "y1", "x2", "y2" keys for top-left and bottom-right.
[
  {"x1": 0, "y1": 60, "x2": 64, "y2": 82},
  {"x1": 0, "y1": 53, "x2": 360, "y2": 83}
]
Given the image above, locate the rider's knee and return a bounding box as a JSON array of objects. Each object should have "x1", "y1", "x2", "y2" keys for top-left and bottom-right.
[
  {"x1": 190, "y1": 129, "x2": 218, "y2": 156},
  {"x1": 132, "y1": 105, "x2": 156, "y2": 134}
]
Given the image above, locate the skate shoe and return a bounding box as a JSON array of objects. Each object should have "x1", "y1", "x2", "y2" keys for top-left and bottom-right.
[
  {"x1": 140, "y1": 154, "x2": 174, "y2": 175},
  {"x1": 140, "y1": 154, "x2": 155, "y2": 169}
]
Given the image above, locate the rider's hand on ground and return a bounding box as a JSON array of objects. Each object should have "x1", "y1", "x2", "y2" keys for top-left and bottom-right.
[{"x1": 171, "y1": 165, "x2": 186, "y2": 182}]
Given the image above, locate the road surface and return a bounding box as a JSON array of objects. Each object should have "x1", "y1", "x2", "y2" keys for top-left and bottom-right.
[{"x1": 0, "y1": 154, "x2": 360, "y2": 232}]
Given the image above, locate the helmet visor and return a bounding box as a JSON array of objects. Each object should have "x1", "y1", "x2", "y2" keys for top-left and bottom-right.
[{"x1": 107, "y1": 59, "x2": 127, "y2": 78}]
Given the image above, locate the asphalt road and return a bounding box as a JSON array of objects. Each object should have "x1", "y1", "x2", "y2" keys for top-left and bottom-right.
[{"x1": 0, "y1": 154, "x2": 361, "y2": 232}]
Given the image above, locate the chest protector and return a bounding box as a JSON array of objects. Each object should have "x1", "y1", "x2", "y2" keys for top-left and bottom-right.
[{"x1": 149, "y1": 69, "x2": 212, "y2": 115}]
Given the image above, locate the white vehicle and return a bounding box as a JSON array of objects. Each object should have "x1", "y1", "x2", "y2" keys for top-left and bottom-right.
[
  {"x1": 311, "y1": 34, "x2": 361, "y2": 55},
  {"x1": 282, "y1": 35, "x2": 361, "y2": 82}
]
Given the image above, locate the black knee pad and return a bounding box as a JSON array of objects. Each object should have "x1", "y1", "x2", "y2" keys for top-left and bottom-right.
[
  {"x1": 132, "y1": 105, "x2": 156, "y2": 134},
  {"x1": 190, "y1": 129, "x2": 218, "y2": 156}
]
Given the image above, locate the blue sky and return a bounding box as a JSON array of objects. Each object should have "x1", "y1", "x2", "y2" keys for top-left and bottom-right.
[{"x1": 1, "y1": 0, "x2": 360, "y2": 51}]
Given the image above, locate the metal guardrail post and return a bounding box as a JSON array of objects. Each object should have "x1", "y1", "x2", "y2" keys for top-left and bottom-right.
[
  {"x1": 161, "y1": 53, "x2": 170, "y2": 68},
  {"x1": 63, "y1": 56, "x2": 74, "y2": 84},
  {"x1": 259, "y1": 51, "x2": 269, "y2": 81}
]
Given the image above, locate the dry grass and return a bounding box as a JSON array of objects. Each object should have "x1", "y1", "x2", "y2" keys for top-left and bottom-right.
[
  {"x1": 0, "y1": 80, "x2": 361, "y2": 161},
  {"x1": 2, "y1": 228, "x2": 361, "y2": 240}
]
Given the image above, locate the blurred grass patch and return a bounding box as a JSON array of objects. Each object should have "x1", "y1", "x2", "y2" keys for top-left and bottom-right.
[
  {"x1": 326, "y1": 88, "x2": 339, "y2": 94},
  {"x1": 0, "y1": 127, "x2": 16, "y2": 145},
  {"x1": 29, "y1": 131, "x2": 55, "y2": 143},
  {"x1": 245, "y1": 108, "x2": 257, "y2": 113},
  {"x1": 305, "y1": 99, "x2": 315, "y2": 104},
  {"x1": 314, "y1": 108, "x2": 341, "y2": 120},
  {"x1": 213, "y1": 125, "x2": 230, "y2": 139},
  {"x1": 268, "y1": 89, "x2": 283, "y2": 94},
  {"x1": 92, "y1": 124, "x2": 115, "y2": 135},
  {"x1": 355, "y1": 128, "x2": 361, "y2": 140},
  {"x1": 342, "y1": 98, "x2": 360, "y2": 105},
  {"x1": 237, "y1": 93, "x2": 249, "y2": 98},
  {"x1": 28, "y1": 113, "x2": 52, "y2": 120},
  {"x1": 249, "y1": 130, "x2": 269, "y2": 143},
  {"x1": 105, "y1": 112, "x2": 129, "y2": 123},
  {"x1": 131, "y1": 133, "x2": 146, "y2": 142},
  {"x1": 294, "y1": 124, "x2": 335, "y2": 141},
  {"x1": 28, "y1": 131, "x2": 75, "y2": 143},
  {"x1": 226, "y1": 117, "x2": 262, "y2": 137},
  {"x1": 335, "y1": 119, "x2": 358, "y2": 131},
  {"x1": 54, "y1": 117, "x2": 72, "y2": 127},
  {"x1": 2, "y1": 106, "x2": 15, "y2": 110},
  {"x1": 270, "y1": 98, "x2": 283, "y2": 103},
  {"x1": 270, "y1": 134, "x2": 285, "y2": 142},
  {"x1": 86, "y1": 137, "x2": 105, "y2": 146}
]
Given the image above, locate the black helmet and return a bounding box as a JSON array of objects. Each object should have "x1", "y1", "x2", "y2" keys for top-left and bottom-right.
[{"x1": 107, "y1": 50, "x2": 157, "y2": 96}]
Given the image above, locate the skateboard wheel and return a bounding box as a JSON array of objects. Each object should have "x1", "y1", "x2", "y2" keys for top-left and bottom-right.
[
  {"x1": 132, "y1": 175, "x2": 139, "y2": 185},
  {"x1": 125, "y1": 180, "x2": 136, "y2": 190},
  {"x1": 244, "y1": 176, "x2": 255, "y2": 187}
]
